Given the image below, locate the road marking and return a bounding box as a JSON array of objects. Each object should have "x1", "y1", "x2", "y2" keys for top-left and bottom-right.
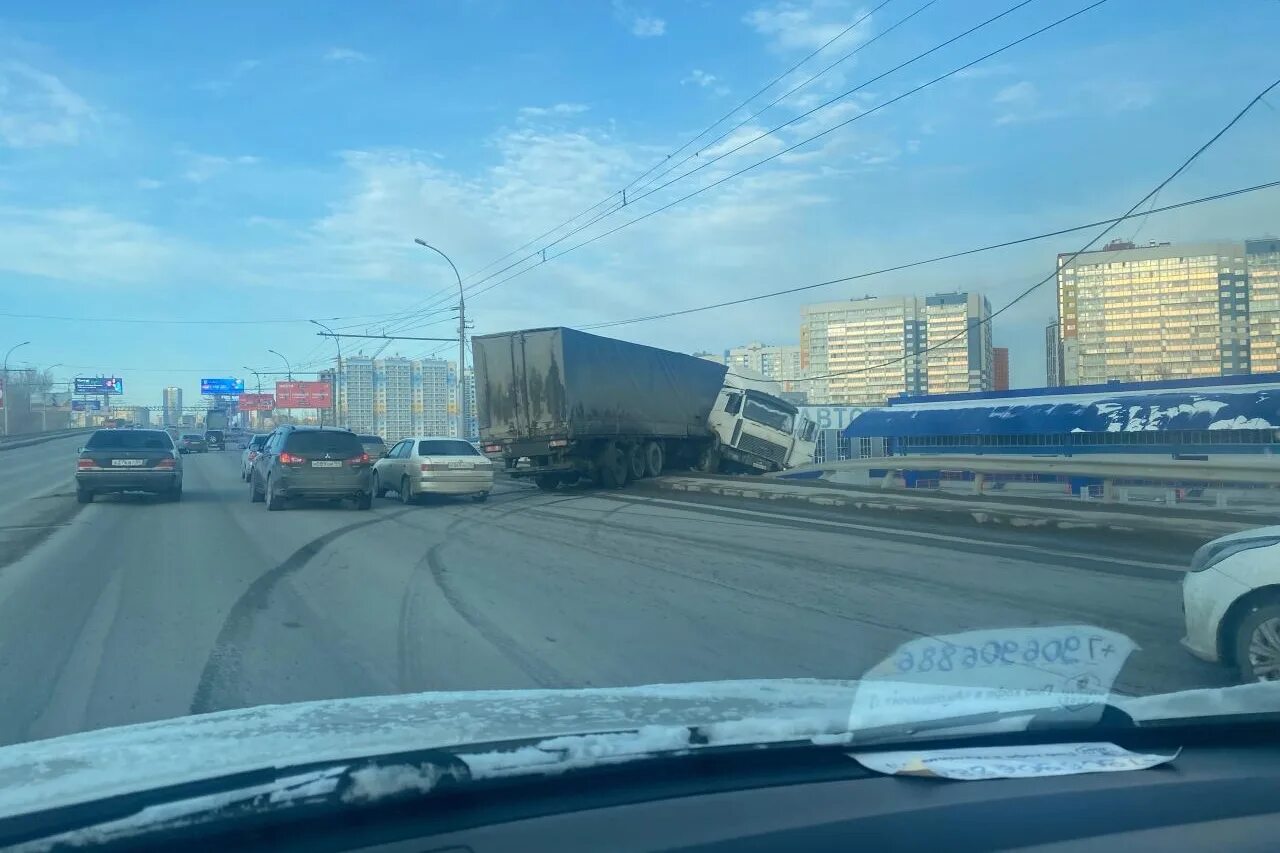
[{"x1": 592, "y1": 493, "x2": 1181, "y2": 574}]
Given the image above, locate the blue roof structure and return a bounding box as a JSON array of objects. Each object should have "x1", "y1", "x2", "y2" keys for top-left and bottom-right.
[{"x1": 845, "y1": 389, "x2": 1280, "y2": 438}]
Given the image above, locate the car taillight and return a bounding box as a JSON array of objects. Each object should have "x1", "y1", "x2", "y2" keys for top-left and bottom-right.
[
  {"x1": 349, "y1": 452, "x2": 370, "y2": 465},
  {"x1": 155, "y1": 457, "x2": 176, "y2": 469},
  {"x1": 77, "y1": 458, "x2": 96, "y2": 470},
  {"x1": 483, "y1": 443, "x2": 503, "y2": 454},
  {"x1": 548, "y1": 438, "x2": 569, "y2": 449},
  {"x1": 420, "y1": 461, "x2": 448, "y2": 472},
  {"x1": 278, "y1": 452, "x2": 303, "y2": 464}
]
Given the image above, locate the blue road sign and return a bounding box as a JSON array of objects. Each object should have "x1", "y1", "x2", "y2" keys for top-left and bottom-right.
[{"x1": 200, "y1": 378, "x2": 245, "y2": 395}]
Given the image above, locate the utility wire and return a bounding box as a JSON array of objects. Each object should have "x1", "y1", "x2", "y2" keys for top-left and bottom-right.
[
  {"x1": 580, "y1": 180, "x2": 1280, "y2": 329},
  {"x1": 803, "y1": 76, "x2": 1280, "y2": 383},
  {"x1": 450, "y1": 0, "x2": 1052, "y2": 310},
  {"x1": 629, "y1": 0, "x2": 941, "y2": 198},
  {"x1": 462, "y1": 0, "x2": 1107, "y2": 306},
  {"x1": 454, "y1": 0, "x2": 900, "y2": 289}
]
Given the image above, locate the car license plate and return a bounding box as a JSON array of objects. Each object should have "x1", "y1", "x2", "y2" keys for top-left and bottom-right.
[
  {"x1": 111, "y1": 459, "x2": 145, "y2": 467},
  {"x1": 448, "y1": 460, "x2": 471, "y2": 469},
  {"x1": 311, "y1": 460, "x2": 342, "y2": 468}
]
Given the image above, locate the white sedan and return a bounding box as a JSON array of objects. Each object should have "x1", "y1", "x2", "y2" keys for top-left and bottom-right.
[
  {"x1": 1182, "y1": 525, "x2": 1280, "y2": 682},
  {"x1": 372, "y1": 436, "x2": 494, "y2": 504}
]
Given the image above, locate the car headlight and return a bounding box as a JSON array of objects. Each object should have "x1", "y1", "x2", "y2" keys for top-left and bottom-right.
[{"x1": 1189, "y1": 537, "x2": 1280, "y2": 573}]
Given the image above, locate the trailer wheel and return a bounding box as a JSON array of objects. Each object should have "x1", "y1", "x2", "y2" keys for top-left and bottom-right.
[
  {"x1": 534, "y1": 473, "x2": 560, "y2": 492},
  {"x1": 597, "y1": 442, "x2": 629, "y2": 488},
  {"x1": 643, "y1": 441, "x2": 664, "y2": 478},
  {"x1": 626, "y1": 444, "x2": 647, "y2": 480}
]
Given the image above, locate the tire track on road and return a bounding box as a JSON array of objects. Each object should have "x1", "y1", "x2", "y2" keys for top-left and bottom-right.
[{"x1": 189, "y1": 508, "x2": 413, "y2": 715}]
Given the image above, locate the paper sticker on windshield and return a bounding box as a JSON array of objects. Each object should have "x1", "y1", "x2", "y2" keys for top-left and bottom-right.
[
  {"x1": 851, "y1": 742, "x2": 1176, "y2": 781},
  {"x1": 851, "y1": 626, "x2": 1136, "y2": 731}
]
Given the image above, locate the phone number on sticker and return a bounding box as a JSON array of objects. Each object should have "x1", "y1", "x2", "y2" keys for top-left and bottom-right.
[{"x1": 894, "y1": 635, "x2": 1119, "y2": 675}]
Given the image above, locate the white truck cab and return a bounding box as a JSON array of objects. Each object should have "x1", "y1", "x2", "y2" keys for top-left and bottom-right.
[{"x1": 707, "y1": 371, "x2": 811, "y2": 473}]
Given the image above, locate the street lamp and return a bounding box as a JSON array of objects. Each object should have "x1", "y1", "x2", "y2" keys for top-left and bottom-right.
[
  {"x1": 267, "y1": 349, "x2": 293, "y2": 380},
  {"x1": 242, "y1": 365, "x2": 263, "y2": 394},
  {"x1": 310, "y1": 319, "x2": 342, "y2": 428},
  {"x1": 2, "y1": 341, "x2": 31, "y2": 437},
  {"x1": 413, "y1": 238, "x2": 467, "y2": 438},
  {"x1": 243, "y1": 365, "x2": 265, "y2": 430}
]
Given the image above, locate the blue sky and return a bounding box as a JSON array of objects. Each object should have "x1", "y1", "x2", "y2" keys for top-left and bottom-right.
[{"x1": 1, "y1": 0, "x2": 1277, "y2": 405}]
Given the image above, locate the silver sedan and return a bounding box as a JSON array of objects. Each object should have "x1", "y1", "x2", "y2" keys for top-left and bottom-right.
[{"x1": 372, "y1": 436, "x2": 494, "y2": 504}]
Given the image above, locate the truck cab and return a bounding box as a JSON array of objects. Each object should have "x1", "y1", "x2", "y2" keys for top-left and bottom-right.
[{"x1": 707, "y1": 374, "x2": 807, "y2": 473}]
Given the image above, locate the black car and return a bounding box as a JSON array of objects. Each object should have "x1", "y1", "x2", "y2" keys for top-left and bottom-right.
[
  {"x1": 76, "y1": 429, "x2": 183, "y2": 503},
  {"x1": 205, "y1": 429, "x2": 225, "y2": 451},
  {"x1": 249, "y1": 426, "x2": 373, "y2": 511}
]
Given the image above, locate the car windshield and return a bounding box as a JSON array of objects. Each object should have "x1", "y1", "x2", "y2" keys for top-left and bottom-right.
[
  {"x1": 286, "y1": 431, "x2": 362, "y2": 454},
  {"x1": 86, "y1": 431, "x2": 172, "y2": 450},
  {"x1": 418, "y1": 440, "x2": 481, "y2": 456},
  {"x1": 742, "y1": 393, "x2": 796, "y2": 434},
  {"x1": 4, "y1": 1, "x2": 1278, "y2": 826}
]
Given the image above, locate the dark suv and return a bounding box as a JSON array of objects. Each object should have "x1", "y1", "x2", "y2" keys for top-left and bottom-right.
[
  {"x1": 204, "y1": 430, "x2": 225, "y2": 451},
  {"x1": 249, "y1": 426, "x2": 373, "y2": 511}
]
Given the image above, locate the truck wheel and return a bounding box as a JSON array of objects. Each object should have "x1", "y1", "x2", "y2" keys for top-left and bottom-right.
[
  {"x1": 534, "y1": 474, "x2": 560, "y2": 492},
  {"x1": 643, "y1": 441, "x2": 664, "y2": 477},
  {"x1": 597, "y1": 443, "x2": 629, "y2": 489},
  {"x1": 626, "y1": 444, "x2": 647, "y2": 480}
]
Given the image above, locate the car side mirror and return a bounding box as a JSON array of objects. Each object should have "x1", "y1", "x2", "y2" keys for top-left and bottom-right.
[{"x1": 77, "y1": 447, "x2": 85, "y2": 453}]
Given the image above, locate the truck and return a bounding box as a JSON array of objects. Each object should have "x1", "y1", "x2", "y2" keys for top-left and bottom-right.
[
  {"x1": 205, "y1": 409, "x2": 229, "y2": 431},
  {"x1": 474, "y1": 327, "x2": 814, "y2": 489}
]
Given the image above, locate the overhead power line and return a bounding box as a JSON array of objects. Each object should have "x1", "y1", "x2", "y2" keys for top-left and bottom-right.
[
  {"x1": 803, "y1": 75, "x2": 1280, "y2": 383},
  {"x1": 459, "y1": 0, "x2": 1109, "y2": 306},
  {"x1": 580, "y1": 180, "x2": 1280, "y2": 329},
  {"x1": 629, "y1": 0, "x2": 941, "y2": 199},
  {"x1": 454, "y1": 0, "x2": 902, "y2": 290}
]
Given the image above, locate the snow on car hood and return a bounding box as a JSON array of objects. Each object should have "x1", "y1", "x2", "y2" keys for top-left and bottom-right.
[{"x1": 0, "y1": 679, "x2": 1276, "y2": 822}]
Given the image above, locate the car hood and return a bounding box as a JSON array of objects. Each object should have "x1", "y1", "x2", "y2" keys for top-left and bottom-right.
[{"x1": 0, "y1": 679, "x2": 1275, "y2": 822}]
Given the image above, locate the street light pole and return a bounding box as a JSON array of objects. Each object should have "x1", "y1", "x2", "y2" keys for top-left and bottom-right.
[
  {"x1": 310, "y1": 319, "x2": 343, "y2": 428},
  {"x1": 267, "y1": 350, "x2": 293, "y2": 424},
  {"x1": 40, "y1": 363, "x2": 62, "y2": 432},
  {"x1": 242, "y1": 365, "x2": 264, "y2": 430},
  {"x1": 413, "y1": 238, "x2": 467, "y2": 438},
  {"x1": 2, "y1": 341, "x2": 31, "y2": 437}
]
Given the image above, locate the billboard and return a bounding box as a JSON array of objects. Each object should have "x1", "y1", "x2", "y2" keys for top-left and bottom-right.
[
  {"x1": 71, "y1": 400, "x2": 103, "y2": 412},
  {"x1": 74, "y1": 377, "x2": 124, "y2": 395},
  {"x1": 237, "y1": 393, "x2": 276, "y2": 411},
  {"x1": 200, "y1": 377, "x2": 245, "y2": 395},
  {"x1": 275, "y1": 381, "x2": 332, "y2": 408}
]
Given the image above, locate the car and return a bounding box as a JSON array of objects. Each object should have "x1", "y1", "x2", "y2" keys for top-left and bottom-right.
[
  {"x1": 239, "y1": 433, "x2": 269, "y2": 481},
  {"x1": 205, "y1": 429, "x2": 225, "y2": 451},
  {"x1": 75, "y1": 428, "x2": 183, "y2": 503},
  {"x1": 357, "y1": 434, "x2": 388, "y2": 460},
  {"x1": 249, "y1": 425, "x2": 373, "y2": 511},
  {"x1": 179, "y1": 433, "x2": 207, "y2": 453},
  {"x1": 372, "y1": 436, "x2": 494, "y2": 504},
  {"x1": 1182, "y1": 525, "x2": 1280, "y2": 682}
]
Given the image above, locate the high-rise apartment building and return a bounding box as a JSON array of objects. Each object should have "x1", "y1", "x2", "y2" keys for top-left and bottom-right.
[
  {"x1": 727, "y1": 342, "x2": 807, "y2": 395},
  {"x1": 993, "y1": 347, "x2": 1010, "y2": 390},
  {"x1": 1247, "y1": 238, "x2": 1280, "y2": 374},
  {"x1": 1055, "y1": 239, "x2": 1254, "y2": 384},
  {"x1": 1045, "y1": 322, "x2": 1063, "y2": 386},
  {"x1": 801, "y1": 292, "x2": 991, "y2": 405},
  {"x1": 161, "y1": 386, "x2": 182, "y2": 426},
  {"x1": 333, "y1": 356, "x2": 453, "y2": 441}
]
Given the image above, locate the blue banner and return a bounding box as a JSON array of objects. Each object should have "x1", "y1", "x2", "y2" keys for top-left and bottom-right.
[{"x1": 200, "y1": 377, "x2": 245, "y2": 395}]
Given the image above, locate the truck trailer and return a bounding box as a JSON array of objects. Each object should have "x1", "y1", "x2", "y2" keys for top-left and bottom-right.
[{"x1": 474, "y1": 327, "x2": 811, "y2": 488}]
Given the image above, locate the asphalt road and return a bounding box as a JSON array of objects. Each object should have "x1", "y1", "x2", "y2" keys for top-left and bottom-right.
[{"x1": 0, "y1": 441, "x2": 1230, "y2": 747}]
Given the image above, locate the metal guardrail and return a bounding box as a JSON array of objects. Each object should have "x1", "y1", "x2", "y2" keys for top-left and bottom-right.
[
  {"x1": 0, "y1": 428, "x2": 93, "y2": 451},
  {"x1": 780, "y1": 453, "x2": 1280, "y2": 504}
]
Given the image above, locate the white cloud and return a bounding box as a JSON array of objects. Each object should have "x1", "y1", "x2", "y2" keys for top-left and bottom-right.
[
  {"x1": 195, "y1": 58, "x2": 261, "y2": 94},
  {"x1": 136, "y1": 178, "x2": 163, "y2": 190},
  {"x1": 0, "y1": 61, "x2": 96, "y2": 148},
  {"x1": 518, "y1": 102, "x2": 590, "y2": 118},
  {"x1": 324, "y1": 47, "x2": 371, "y2": 63},
  {"x1": 744, "y1": 0, "x2": 867, "y2": 52},
  {"x1": 993, "y1": 80, "x2": 1036, "y2": 106},
  {"x1": 182, "y1": 152, "x2": 261, "y2": 183},
  {"x1": 683, "y1": 69, "x2": 718, "y2": 88},
  {"x1": 612, "y1": 0, "x2": 666, "y2": 37}
]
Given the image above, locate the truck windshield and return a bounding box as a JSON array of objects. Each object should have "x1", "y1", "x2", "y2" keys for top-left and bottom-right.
[{"x1": 742, "y1": 394, "x2": 795, "y2": 434}]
